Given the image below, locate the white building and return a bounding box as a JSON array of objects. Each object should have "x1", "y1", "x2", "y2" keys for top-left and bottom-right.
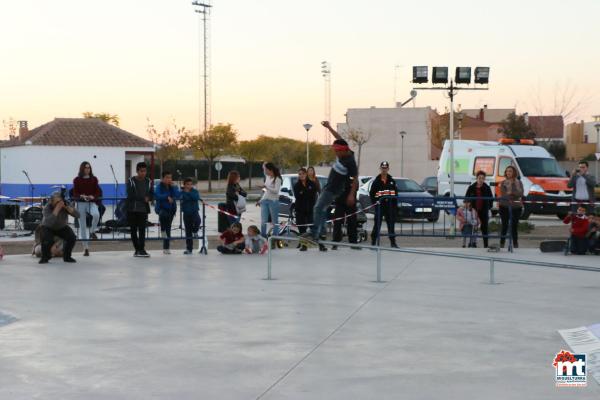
[
  {"x1": 0, "y1": 118, "x2": 154, "y2": 199},
  {"x1": 337, "y1": 106, "x2": 438, "y2": 182}
]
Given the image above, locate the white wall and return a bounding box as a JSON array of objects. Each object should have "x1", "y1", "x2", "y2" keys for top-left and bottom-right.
[
  {"x1": 338, "y1": 107, "x2": 438, "y2": 182},
  {"x1": 0, "y1": 145, "x2": 153, "y2": 198},
  {"x1": 583, "y1": 122, "x2": 600, "y2": 146}
]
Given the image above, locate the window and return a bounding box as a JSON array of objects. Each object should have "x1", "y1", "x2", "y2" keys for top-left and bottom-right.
[
  {"x1": 498, "y1": 157, "x2": 514, "y2": 177},
  {"x1": 473, "y1": 157, "x2": 495, "y2": 176}
]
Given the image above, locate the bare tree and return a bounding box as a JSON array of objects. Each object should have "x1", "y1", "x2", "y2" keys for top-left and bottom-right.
[
  {"x1": 342, "y1": 127, "x2": 372, "y2": 172},
  {"x1": 530, "y1": 80, "x2": 593, "y2": 123}
]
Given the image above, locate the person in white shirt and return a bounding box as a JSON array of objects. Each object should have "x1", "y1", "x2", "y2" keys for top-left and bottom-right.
[{"x1": 257, "y1": 162, "x2": 282, "y2": 238}]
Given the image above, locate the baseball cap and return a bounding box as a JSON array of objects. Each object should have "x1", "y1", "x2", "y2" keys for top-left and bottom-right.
[{"x1": 380, "y1": 161, "x2": 390, "y2": 168}]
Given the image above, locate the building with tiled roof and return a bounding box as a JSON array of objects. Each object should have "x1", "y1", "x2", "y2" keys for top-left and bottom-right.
[{"x1": 0, "y1": 118, "x2": 155, "y2": 199}]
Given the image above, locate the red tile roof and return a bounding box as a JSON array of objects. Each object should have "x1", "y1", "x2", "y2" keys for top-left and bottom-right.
[
  {"x1": 1, "y1": 118, "x2": 154, "y2": 148},
  {"x1": 528, "y1": 116, "x2": 564, "y2": 139}
]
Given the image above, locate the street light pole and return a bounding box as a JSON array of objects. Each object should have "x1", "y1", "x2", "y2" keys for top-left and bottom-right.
[
  {"x1": 594, "y1": 122, "x2": 600, "y2": 180},
  {"x1": 303, "y1": 123, "x2": 312, "y2": 167},
  {"x1": 399, "y1": 131, "x2": 406, "y2": 177}
]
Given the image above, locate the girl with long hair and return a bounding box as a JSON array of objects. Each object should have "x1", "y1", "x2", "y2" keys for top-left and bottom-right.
[
  {"x1": 72, "y1": 161, "x2": 101, "y2": 257},
  {"x1": 257, "y1": 162, "x2": 282, "y2": 238},
  {"x1": 499, "y1": 165, "x2": 524, "y2": 248},
  {"x1": 225, "y1": 170, "x2": 247, "y2": 225}
]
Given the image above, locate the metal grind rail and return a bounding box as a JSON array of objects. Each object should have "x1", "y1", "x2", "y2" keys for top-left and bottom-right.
[{"x1": 266, "y1": 235, "x2": 600, "y2": 284}]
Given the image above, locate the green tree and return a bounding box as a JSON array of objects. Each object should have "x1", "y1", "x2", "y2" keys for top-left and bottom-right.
[
  {"x1": 237, "y1": 139, "x2": 267, "y2": 189},
  {"x1": 83, "y1": 112, "x2": 120, "y2": 126},
  {"x1": 498, "y1": 112, "x2": 535, "y2": 139},
  {"x1": 147, "y1": 117, "x2": 186, "y2": 176},
  {"x1": 182, "y1": 123, "x2": 238, "y2": 192}
]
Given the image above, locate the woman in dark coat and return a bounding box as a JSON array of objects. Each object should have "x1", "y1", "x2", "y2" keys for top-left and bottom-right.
[
  {"x1": 293, "y1": 168, "x2": 317, "y2": 251},
  {"x1": 464, "y1": 170, "x2": 494, "y2": 248},
  {"x1": 225, "y1": 170, "x2": 247, "y2": 225}
]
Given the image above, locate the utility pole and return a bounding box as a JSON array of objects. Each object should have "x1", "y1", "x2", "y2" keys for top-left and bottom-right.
[
  {"x1": 321, "y1": 61, "x2": 331, "y2": 145},
  {"x1": 192, "y1": 1, "x2": 212, "y2": 136}
]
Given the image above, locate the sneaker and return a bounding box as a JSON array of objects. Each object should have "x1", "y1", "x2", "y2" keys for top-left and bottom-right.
[
  {"x1": 39, "y1": 258, "x2": 49, "y2": 264},
  {"x1": 90, "y1": 233, "x2": 98, "y2": 240},
  {"x1": 183, "y1": 250, "x2": 193, "y2": 255},
  {"x1": 462, "y1": 244, "x2": 466, "y2": 248},
  {"x1": 350, "y1": 246, "x2": 362, "y2": 251},
  {"x1": 390, "y1": 242, "x2": 399, "y2": 248},
  {"x1": 299, "y1": 245, "x2": 307, "y2": 252},
  {"x1": 318, "y1": 244, "x2": 328, "y2": 252},
  {"x1": 331, "y1": 245, "x2": 338, "y2": 250},
  {"x1": 138, "y1": 250, "x2": 150, "y2": 258},
  {"x1": 63, "y1": 257, "x2": 77, "y2": 263},
  {"x1": 163, "y1": 249, "x2": 171, "y2": 255},
  {"x1": 84, "y1": 249, "x2": 90, "y2": 257}
]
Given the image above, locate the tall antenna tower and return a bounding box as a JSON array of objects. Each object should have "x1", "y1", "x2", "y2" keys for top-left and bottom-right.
[
  {"x1": 192, "y1": 1, "x2": 212, "y2": 135},
  {"x1": 321, "y1": 61, "x2": 331, "y2": 144}
]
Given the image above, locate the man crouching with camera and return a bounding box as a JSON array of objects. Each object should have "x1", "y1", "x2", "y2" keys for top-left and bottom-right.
[{"x1": 39, "y1": 192, "x2": 80, "y2": 264}]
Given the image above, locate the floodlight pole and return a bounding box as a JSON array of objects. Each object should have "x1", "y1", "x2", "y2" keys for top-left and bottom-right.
[
  {"x1": 303, "y1": 123, "x2": 313, "y2": 167},
  {"x1": 192, "y1": 1, "x2": 212, "y2": 136},
  {"x1": 412, "y1": 81, "x2": 488, "y2": 235},
  {"x1": 594, "y1": 122, "x2": 600, "y2": 179}
]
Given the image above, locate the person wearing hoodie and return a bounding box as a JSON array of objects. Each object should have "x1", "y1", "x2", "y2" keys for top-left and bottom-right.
[
  {"x1": 154, "y1": 171, "x2": 181, "y2": 255},
  {"x1": 181, "y1": 177, "x2": 202, "y2": 255}
]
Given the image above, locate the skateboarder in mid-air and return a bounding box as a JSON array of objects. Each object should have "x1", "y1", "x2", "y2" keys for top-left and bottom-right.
[{"x1": 301, "y1": 121, "x2": 358, "y2": 251}]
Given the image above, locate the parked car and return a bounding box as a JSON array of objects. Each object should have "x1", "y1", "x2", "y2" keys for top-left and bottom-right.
[
  {"x1": 278, "y1": 174, "x2": 328, "y2": 219},
  {"x1": 357, "y1": 177, "x2": 440, "y2": 222},
  {"x1": 420, "y1": 176, "x2": 438, "y2": 196}
]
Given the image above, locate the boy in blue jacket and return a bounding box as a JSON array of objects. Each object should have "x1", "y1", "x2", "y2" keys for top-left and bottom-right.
[
  {"x1": 181, "y1": 177, "x2": 202, "y2": 254},
  {"x1": 154, "y1": 171, "x2": 180, "y2": 254}
]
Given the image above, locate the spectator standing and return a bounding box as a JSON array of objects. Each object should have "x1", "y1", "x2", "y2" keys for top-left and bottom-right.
[
  {"x1": 568, "y1": 161, "x2": 596, "y2": 213},
  {"x1": 181, "y1": 178, "x2": 202, "y2": 255},
  {"x1": 225, "y1": 171, "x2": 247, "y2": 225},
  {"x1": 465, "y1": 171, "x2": 494, "y2": 248},
  {"x1": 499, "y1": 165, "x2": 524, "y2": 249},
  {"x1": 72, "y1": 161, "x2": 101, "y2": 257},
  {"x1": 154, "y1": 171, "x2": 181, "y2": 255},
  {"x1": 293, "y1": 167, "x2": 317, "y2": 251},
  {"x1": 257, "y1": 162, "x2": 282, "y2": 239},
  {"x1": 126, "y1": 162, "x2": 154, "y2": 257}
]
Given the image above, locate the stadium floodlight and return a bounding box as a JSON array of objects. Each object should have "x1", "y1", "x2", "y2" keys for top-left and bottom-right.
[
  {"x1": 412, "y1": 66, "x2": 428, "y2": 84},
  {"x1": 432, "y1": 67, "x2": 448, "y2": 84},
  {"x1": 474, "y1": 67, "x2": 490, "y2": 84},
  {"x1": 455, "y1": 67, "x2": 471, "y2": 84}
]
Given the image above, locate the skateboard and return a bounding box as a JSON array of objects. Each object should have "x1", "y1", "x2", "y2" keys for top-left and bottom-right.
[{"x1": 539, "y1": 240, "x2": 567, "y2": 253}]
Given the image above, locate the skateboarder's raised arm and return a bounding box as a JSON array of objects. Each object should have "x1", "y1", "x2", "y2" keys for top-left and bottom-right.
[{"x1": 321, "y1": 121, "x2": 342, "y2": 140}]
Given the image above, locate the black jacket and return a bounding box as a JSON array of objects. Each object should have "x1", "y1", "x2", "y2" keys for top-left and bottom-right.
[
  {"x1": 464, "y1": 182, "x2": 494, "y2": 212},
  {"x1": 369, "y1": 174, "x2": 398, "y2": 205},
  {"x1": 226, "y1": 183, "x2": 247, "y2": 215},
  {"x1": 293, "y1": 179, "x2": 317, "y2": 215},
  {"x1": 126, "y1": 176, "x2": 154, "y2": 214}
]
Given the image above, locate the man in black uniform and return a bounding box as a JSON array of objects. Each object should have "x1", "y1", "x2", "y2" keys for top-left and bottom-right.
[
  {"x1": 369, "y1": 161, "x2": 398, "y2": 247},
  {"x1": 332, "y1": 176, "x2": 359, "y2": 250}
]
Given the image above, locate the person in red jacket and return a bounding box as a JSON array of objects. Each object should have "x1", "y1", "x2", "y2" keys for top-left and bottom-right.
[
  {"x1": 73, "y1": 161, "x2": 102, "y2": 256},
  {"x1": 563, "y1": 205, "x2": 590, "y2": 255}
]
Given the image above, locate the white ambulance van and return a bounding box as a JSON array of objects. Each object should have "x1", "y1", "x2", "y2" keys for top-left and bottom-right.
[{"x1": 437, "y1": 139, "x2": 571, "y2": 219}]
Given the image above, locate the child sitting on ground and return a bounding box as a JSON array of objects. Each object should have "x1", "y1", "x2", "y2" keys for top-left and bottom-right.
[
  {"x1": 457, "y1": 200, "x2": 480, "y2": 248},
  {"x1": 244, "y1": 225, "x2": 268, "y2": 255},
  {"x1": 217, "y1": 222, "x2": 245, "y2": 254},
  {"x1": 586, "y1": 214, "x2": 600, "y2": 255},
  {"x1": 563, "y1": 206, "x2": 590, "y2": 255}
]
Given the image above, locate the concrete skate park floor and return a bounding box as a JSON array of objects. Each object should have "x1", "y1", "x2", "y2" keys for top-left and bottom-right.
[{"x1": 1, "y1": 248, "x2": 599, "y2": 399}]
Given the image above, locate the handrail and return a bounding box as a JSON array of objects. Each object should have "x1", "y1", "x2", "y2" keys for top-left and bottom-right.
[{"x1": 266, "y1": 235, "x2": 600, "y2": 284}]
